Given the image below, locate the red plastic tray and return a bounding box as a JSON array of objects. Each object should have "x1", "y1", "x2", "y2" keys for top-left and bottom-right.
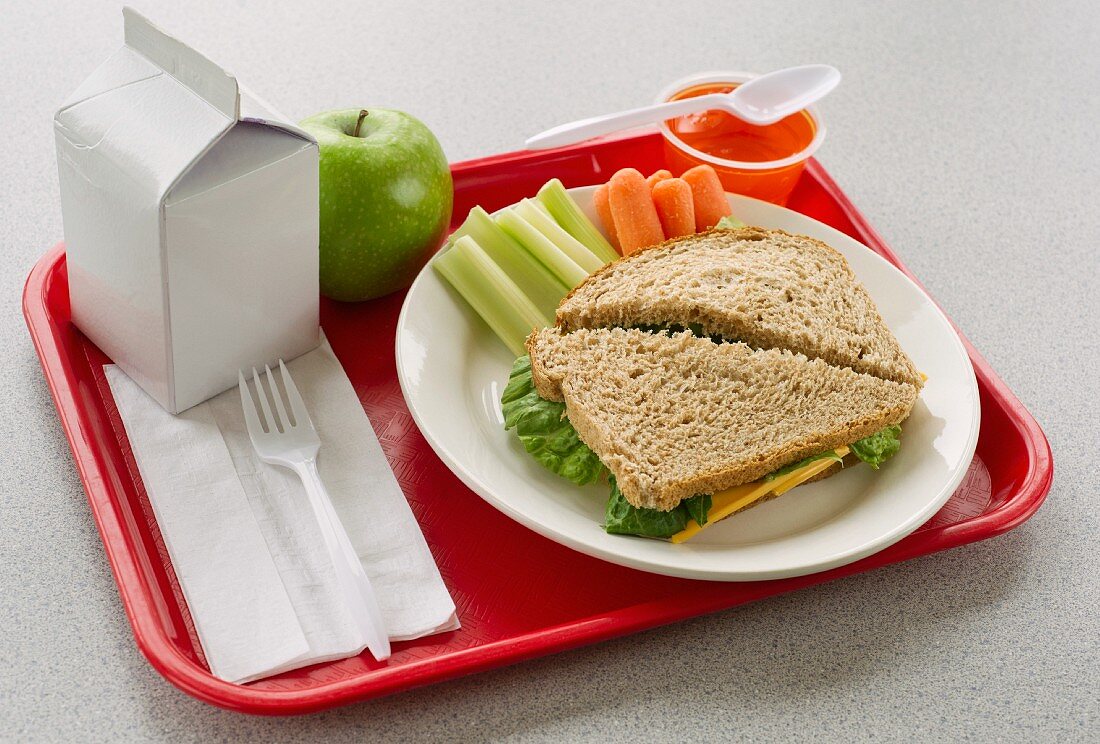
[{"x1": 23, "y1": 132, "x2": 1052, "y2": 715}]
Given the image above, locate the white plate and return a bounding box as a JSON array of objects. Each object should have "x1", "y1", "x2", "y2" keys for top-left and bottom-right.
[{"x1": 396, "y1": 187, "x2": 980, "y2": 581}]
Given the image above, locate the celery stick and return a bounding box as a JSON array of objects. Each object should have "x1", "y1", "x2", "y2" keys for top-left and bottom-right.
[
  {"x1": 497, "y1": 209, "x2": 589, "y2": 289},
  {"x1": 450, "y1": 206, "x2": 568, "y2": 317},
  {"x1": 433, "y1": 236, "x2": 551, "y2": 355},
  {"x1": 537, "y1": 178, "x2": 619, "y2": 264},
  {"x1": 715, "y1": 214, "x2": 746, "y2": 229},
  {"x1": 513, "y1": 198, "x2": 604, "y2": 274}
]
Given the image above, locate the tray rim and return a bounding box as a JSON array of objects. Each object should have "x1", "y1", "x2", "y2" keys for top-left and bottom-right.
[{"x1": 22, "y1": 143, "x2": 1053, "y2": 715}]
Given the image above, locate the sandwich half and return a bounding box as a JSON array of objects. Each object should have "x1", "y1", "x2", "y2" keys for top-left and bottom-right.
[
  {"x1": 510, "y1": 327, "x2": 918, "y2": 540},
  {"x1": 556, "y1": 226, "x2": 923, "y2": 388}
]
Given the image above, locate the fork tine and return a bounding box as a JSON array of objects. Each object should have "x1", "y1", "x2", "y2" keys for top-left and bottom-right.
[
  {"x1": 239, "y1": 370, "x2": 266, "y2": 439},
  {"x1": 265, "y1": 364, "x2": 292, "y2": 429},
  {"x1": 252, "y1": 366, "x2": 278, "y2": 433},
  {"x1": 278, "y1": 359, "x2": 311, "y2": 430}
]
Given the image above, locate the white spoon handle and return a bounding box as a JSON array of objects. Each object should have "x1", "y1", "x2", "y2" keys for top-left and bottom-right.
[{"x1": 524, "y1": 94, "x2": 728, "y2": 150}]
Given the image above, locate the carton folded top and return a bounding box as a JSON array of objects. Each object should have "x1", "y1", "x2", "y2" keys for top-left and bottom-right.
[{"x1": 54, "y1": 7, "x2": 314, "y2": 199}]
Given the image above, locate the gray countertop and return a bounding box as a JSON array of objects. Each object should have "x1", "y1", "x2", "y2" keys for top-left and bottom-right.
[{"x1": 2, "y1": 1, "x2": 1096, "y2": 741}]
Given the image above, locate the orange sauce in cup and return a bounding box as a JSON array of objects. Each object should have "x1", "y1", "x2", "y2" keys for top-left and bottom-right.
[{"x1": 661, "y1": 81, "x2": 821, "y2": 204}]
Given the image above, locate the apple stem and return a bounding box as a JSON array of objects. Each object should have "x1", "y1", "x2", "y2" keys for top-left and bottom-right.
[{"x1": 353, "y1": 109, "x2": 369, "y2": 138}]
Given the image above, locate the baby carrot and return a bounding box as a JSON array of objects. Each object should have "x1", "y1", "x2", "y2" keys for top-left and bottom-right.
[
  {"x1": 593, "y1": 183, "x2": 621, "y2": 253},
  {"x1": 682, "y1": 164, "x2": 732, "y2": 231},
  {"x1": 608, "y1": 168, "x2": 665, "y2": 255},
  {"x1": 645, "y1": 169, "x2": 672, "y2": 189},
  {"x1": 651, "y1": 177, "x2": 696, "y2": 239}
]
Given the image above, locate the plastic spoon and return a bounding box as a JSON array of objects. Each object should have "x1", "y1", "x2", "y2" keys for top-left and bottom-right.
[{"x1": 525, "y1": 64, "x2": 840, "y2": 150}]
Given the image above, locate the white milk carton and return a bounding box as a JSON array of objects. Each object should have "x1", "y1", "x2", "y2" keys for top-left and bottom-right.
[{"x1": 54, "y1": 8, "x2": 320, "y2": 413}]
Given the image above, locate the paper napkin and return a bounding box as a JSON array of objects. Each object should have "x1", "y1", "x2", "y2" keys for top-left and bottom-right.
[{"x1": 105, "y1": 338, "x2": 458, "y2": 684}]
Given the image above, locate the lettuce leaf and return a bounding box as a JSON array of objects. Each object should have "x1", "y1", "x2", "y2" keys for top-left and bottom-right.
[
  {"x1": 763, "y1": 425, "x2": 904, "y2": 481},
  {"x1": 715, "y1": 215, "x2": 746, "y2": 229},
  {"x1": 764, "y1": 450, "x2": 846, "y2": 481},
  {"x1": 501, "y1": 356, "x2": 606, "y2": 485},
  {"x1": 850, "y1": 425, "x2": 902, "y2": 469},
  {"x1": 682, "y1": 493, "x2": 711, "y2": 527},
  {"x1": 604, "y1": 478, "x2": 689, "y2": 538},
  {"x1": 603, "y1": 480, "x2": 712, "y2": 538}
]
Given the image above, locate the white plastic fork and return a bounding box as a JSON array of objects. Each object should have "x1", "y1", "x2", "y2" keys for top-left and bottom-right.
[{"x1": 239, "y1": 361, "x2": 390, "y2": 662}]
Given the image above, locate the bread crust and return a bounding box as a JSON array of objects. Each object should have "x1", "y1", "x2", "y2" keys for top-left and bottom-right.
[{"x1": 526, "y1": 328, "x2": 568, "y2": 402}]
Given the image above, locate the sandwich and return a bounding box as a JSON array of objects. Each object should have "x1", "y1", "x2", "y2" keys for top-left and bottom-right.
[
  {"x1": 557, "y1": 225, "x2": 923, "y2": 388},
  {"x1": 501, "y1": 226, "x2": 923, "y2": 541}
]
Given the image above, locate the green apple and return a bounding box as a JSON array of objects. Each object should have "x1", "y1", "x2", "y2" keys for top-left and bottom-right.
[{"x1": 300, "y1": 108, "x2": 453, "y2": 301}]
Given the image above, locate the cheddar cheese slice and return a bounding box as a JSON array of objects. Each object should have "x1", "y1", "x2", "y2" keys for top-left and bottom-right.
[{"x1": 669, "y1": 446, "x2": 850, "y2": 543}]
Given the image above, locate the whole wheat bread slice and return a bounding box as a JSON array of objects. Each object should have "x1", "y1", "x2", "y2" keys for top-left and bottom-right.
[
  {"x1": 527, "y1": 327, "x2": 917, "y2": 511},
  {"x1": 556, "y1": 226, "x2": 923, "y2": 388}
]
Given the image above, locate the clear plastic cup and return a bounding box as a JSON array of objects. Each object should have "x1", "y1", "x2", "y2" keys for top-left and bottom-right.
[{"x1": 656, "y1": 71, "x2": 826, "y2": 205}]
